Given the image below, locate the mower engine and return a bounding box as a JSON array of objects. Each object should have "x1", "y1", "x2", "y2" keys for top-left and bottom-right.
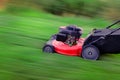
[{"x1": 56, "y1": 25, "x2": 82, "y2": 46}]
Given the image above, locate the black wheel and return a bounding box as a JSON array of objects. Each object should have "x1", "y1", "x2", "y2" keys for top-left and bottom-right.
[
  {"x1": 82, "y1": 45, "x2": 100, "y2": 60},
  {"x1": 43, "y1": 45, "x2": 54, "y2": 53}
]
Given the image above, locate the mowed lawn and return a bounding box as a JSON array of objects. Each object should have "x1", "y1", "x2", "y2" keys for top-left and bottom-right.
[{"x1": 0, "y1": 12, "x2": 120, "y2": 80}]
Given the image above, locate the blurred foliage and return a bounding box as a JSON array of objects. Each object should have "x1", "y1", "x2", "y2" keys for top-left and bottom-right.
[
  {"x1": 5, "y1": 0, "x2": 119, "y2": 20},
  {"x1": 101, "y1": 0, "x2": 120, "y2": 20}
]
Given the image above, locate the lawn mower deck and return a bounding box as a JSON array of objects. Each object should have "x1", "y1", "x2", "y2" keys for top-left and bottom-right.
[{"x1": 43, "y1": 38, "x2": 84, "y2": 56}]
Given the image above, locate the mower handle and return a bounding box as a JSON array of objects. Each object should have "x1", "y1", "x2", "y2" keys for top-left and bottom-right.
[
  {"x1": 88, "y1": 22, "x2": 120, "y2": 45},
  {"x1": 88, "y1": 36, "x2": 105, "y2": 45},
  {"x1": 106, "y1": 20, "x2": 120, "y2": 29},
  {"x1": 107, "y1": 28, "x2": 120, "y2": 36}
]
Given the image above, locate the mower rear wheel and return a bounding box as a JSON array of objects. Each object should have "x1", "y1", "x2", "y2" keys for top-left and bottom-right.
[
  {"x1": 43, "y1": 45, "x2": 54, "y2": 53},
  {"x1": 82, "y1": 45, "x2": 100, "y2": 60}
]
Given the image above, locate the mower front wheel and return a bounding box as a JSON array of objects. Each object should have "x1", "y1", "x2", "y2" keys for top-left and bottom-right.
[
  {"x1": 82, "y1": 45, "x2": 100, "y2": 60},
  {"x1": 43, "y1": 45, "x2": 54, "y2": 53}
]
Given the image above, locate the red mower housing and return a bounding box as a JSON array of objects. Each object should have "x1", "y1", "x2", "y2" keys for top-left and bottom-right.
[
  {"x1": 52, "y1": 38, "x2": 84, "y2": 56},
  {"x1": 43, "y1": 25, "x2": 84, "y2": 56}
]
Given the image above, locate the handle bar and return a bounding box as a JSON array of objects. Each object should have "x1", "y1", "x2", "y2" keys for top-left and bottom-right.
[{"x1": 106, "y1": 20, "x2": 120, "y2": 29}]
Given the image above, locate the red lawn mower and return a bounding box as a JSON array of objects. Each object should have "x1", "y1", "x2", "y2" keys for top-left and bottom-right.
[{"x1": 43, "y1": 20, "x2": 120, "y2": 60}]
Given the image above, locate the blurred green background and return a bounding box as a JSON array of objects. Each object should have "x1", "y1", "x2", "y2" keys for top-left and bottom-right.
[{"x1": 0, "y1": 0, "x2": 120, "y2": 80}]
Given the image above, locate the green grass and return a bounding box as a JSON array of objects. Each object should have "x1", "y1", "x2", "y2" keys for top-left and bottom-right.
[{"x1": 0, "y1": 11, "x2": 120, "y2": 80}]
